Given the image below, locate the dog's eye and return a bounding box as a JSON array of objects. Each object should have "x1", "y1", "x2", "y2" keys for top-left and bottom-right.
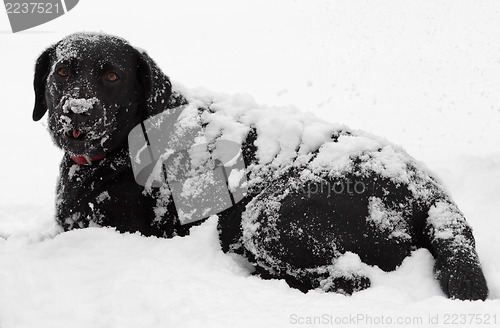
[
  {"x1": 57, "y1": 67, "x2": 70, "y2": 77},
  {"x1": 106, "y1": 72, "x2": 119, "y2": 82}
]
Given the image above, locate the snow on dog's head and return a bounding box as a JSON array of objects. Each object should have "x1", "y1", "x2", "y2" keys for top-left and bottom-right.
[
  {"x1": 62, "y1": 97, "x2": 99, "y2": 115},
  {"x1": 33, "y1": 32, "x2": 172, "y2": 159}
]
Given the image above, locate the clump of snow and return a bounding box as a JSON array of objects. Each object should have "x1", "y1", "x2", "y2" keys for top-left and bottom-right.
[
  {"x1": 366, "y1": 197, "x2": 411, "y2": 240},
  {"x1": 318, "y1": 252, "x2": 369, "y2": 293},
  {"x1": 96, "y1": 191, "x2": 110, "y2": 204},
  {"x1": 310, "y1": 134, "x2": 381, "y2": 175},
  {"x1": 427, "y1": 201, "x2": 471, "y2": 246},
  {"x1": 332, "y1": 252, "x2": 365, "y2": 274},
  {"x1": 62, "y1": 97, "x2": 99, "y2": 114},
  {"x1": 227, "y1": 168, "x2": 245, "y2": 192},
  {"x1": 68, "y1": 164, "x2": 80, "y2": 180},
  {"x1": 57, "y1": 115, "x2": 72, "y2": 135}
]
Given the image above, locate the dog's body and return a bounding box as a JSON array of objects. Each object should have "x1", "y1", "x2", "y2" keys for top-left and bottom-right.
[{"x1": 34, "y1": 33, "x2": 488, "y2": 300}]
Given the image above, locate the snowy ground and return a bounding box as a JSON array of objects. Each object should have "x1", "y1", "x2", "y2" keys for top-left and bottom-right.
[{"x1": 1, "y1": 1, "x2": 499, "y2": 327}]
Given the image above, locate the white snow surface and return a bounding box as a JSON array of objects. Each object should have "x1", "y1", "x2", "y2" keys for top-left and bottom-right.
[{"x1": 1, "y1": 1, "x2": 500, "y2": 327}]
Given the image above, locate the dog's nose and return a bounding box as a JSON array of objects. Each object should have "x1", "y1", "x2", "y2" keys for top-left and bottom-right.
[
  {"x1": 69, "y1": 87, "x2": 81, "y2": 98},
  {"x1": 71, "y1": 85, "x2": 93, "y2": 99}
]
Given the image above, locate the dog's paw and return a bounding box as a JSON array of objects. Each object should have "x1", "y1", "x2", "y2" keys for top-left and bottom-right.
[
  {"x1": 319, "y1": 274, "x2": 371, "y2": 295},
  {"x1": 435, "y1": 255, "x2": 488, "y2": 301}
]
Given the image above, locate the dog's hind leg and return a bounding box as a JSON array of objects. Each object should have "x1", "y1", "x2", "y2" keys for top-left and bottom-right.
[
  {"x1": 241, "y1": 182, "x2": 373, "y2": 295},
  {"x1": 424, "y1": 199, "x2": 488, "y2": 300}
]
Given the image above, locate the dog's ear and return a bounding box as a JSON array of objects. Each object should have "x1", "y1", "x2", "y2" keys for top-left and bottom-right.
[
  {"x1": 136, "y1": 49, "x2": 174, "y2": 119},
  {"x1": 33, "y1": 46, "x2": 54, "y2": 121}
]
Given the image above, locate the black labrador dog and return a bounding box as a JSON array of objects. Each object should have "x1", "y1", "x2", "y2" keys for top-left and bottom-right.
[{"x1": 33, "y1": 32, "x2": 488, "y2": 300}]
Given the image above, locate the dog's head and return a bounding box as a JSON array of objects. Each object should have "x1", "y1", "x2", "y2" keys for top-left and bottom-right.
[{"x1": 33, "y1": 32, "x2": 172, "y2": 159}]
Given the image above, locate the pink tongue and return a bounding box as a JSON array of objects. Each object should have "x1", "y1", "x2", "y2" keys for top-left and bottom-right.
[{"x1": 73, "y1": 130, "x2": 81, "y2": 138}]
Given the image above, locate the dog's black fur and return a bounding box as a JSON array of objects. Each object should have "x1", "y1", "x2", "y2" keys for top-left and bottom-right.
[{"x1": 34, "y1": 33, "x2": 488, "y2": 300}]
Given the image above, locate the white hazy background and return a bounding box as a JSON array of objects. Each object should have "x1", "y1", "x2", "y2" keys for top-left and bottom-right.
[{"x1": 0, "y1": 1, "x2": 499, "y2": 327}]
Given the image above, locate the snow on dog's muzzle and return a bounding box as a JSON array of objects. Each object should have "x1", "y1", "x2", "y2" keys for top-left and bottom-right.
[
  {"x1": 128, "y1": 105, "x2": 248, "y2": 225},
  {"x1": 62, "y1": 97, "x2": 99, "y2": 114}
]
